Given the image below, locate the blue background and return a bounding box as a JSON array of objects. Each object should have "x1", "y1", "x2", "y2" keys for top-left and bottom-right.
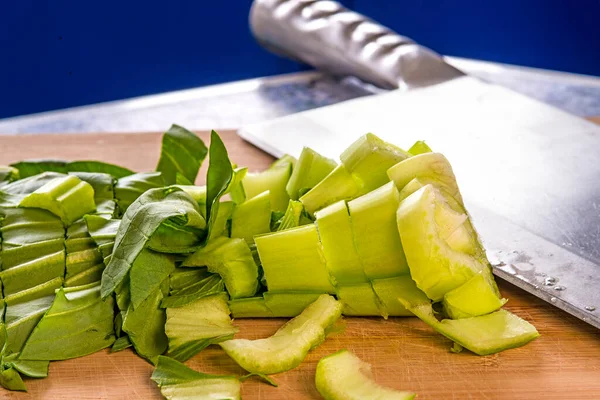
[{"x1": 1, "y1": 1, "x2": 599, "y2": 119}]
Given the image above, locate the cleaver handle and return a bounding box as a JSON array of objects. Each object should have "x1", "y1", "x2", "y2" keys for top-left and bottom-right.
[{"x1": 250, "y1": 0, "x2": 464, "y2": 90}]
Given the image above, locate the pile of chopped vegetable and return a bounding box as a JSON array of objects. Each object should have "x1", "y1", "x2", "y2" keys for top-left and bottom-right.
[{"x1": 0, "y1": 125, "x2": 538, "y2": 398}]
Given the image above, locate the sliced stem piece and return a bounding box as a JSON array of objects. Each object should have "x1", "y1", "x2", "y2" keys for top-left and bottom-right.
[
  {"x1": 286, "y1": 147, "x2": 336, "y2": 200},
  {"x1": 371, "y1": 276, "x2": 428, "y2": 317},
  {"x1": 300, "y1": 165, "x2": 362, "y2": 216},
  {"x1": 19, "y1": 175, "x2": 96, "y2": 225},
  {"x1": 337, "y1": 284, "x2": 381, "y2": 316},
  {"x1": 240, "y1": 164, "x2": 292, "y2": 212},
  {"x1": 183, "y1": 237, "x2": 258, "y2": 299},
  {"x1": 341, "y1": 133, "x2": 410, "y2": 192},
  {"x1": 229, "y1": 297, "x2": 274, "y2": 318},
  {"x1": 399, "y1": 297, "x2": 539, "y2": 356},
  {"x1": 407, "y1": 140, "x2": 432, "y2": 155},
  {"x1": 263, "y1": 292, "x2": 323, "y2": 317},
  {"x1": 387, "y1": 152, "x2": 462, "y2": 204},
  {"x1": 255, "y1": 225, "x2": 335, "y2": 293},
  {"x1": 230, "y1": 190, "x2": 271, "y2": 243},
  {"x1": 348, "y1": 182, "x2": 408, "y2": 279},
  {"x1": 316, "y1": 349, "x2": 415, "y2": 400},
  {"x1": 443, "y1": 273, "x2": 507, "y2": 319},
  {"x1": 315, "y1": 200, "x2": 365, "y2": 284},
  {"x1": 220, "y1": 294, "x2": 342, "y2": 374},
  {"x1": 396, "y1": 185, "x2": 488, "y2": 301}
]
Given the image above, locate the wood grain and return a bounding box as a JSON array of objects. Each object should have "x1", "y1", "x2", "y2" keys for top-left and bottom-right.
[{"x1": 0, "y1": 130, "x2": 599, "y2": 400}]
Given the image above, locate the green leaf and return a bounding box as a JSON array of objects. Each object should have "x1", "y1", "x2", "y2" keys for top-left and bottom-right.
[
  {"x1": 156, "y1": 124, "x2": 208, "y2": 186},
  {"x1": 2, "y1": 354, "x2": 49, "y2": 378},
  {"x1": 161, "y1": 274, "x2": 224, "y2": 308},
  {"x1": 66, "y1": 161, "x2": 134, "y2": 178},
  {"x1": 0, "y1": 172, "x2": 66, "y2": 196},
  {"x1": 100, "y1": 187, "x2": 205, "y2": 299},
  {"x1": 19, "y1": 283, "x2": 116, "y2": 360},
  {"x1": 10, "y1": 160, "x2": 134, "y2": 179},
  {"x1": 0, "y1": 367, "x2": 27, "y2": 391},
  {"x1": 110, "y1": 335, "x2": 133, "y2": 353},
  {"x1": 151, "y1": 356, "x2": 241, "y2": 400},
  {"x1": 123, "y1": 279, "x2": 169, "y2": 363},
  {"x1": 129, "y1": 250, "x2": 175, "y2": 310},
  {"x1": 114, "y1": 172, "x2": 165, "y2": 214},
  {"x1": 10, "y1": 160, "x2": 68, "y2": 178},
  {"x1": 205, "y1": 131, "x2": 233, "y2": 239}
]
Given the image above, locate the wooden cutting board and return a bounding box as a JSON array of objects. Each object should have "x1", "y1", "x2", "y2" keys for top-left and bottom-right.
[{"x1": 0, "y1": 130, "x2": 599, "y2": 400}]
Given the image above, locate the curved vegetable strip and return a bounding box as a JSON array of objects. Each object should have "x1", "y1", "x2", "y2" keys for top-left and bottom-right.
[
  {"x1": 220, "y1": 294, "x2": 342, "y2": 374},
  {"x1": 316, "y1": 349, "x2": 415, "y2": 400}
]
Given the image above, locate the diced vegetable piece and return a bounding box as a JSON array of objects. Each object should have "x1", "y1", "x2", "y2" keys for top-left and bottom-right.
[
  {"x1": 183, "y1": 237, "x2": 258, "y2": 299},
  {"x1": 230, "y1": 190, "x2": 271, "y2": 243},
  {"x1": 263, "y1": 292, "x2": 323, "y2": 317},
  {"x1": 220, "y1": 294, "x2": 342, "y2": 374},
  {"x1": 397, "y1": 185, "x2": 488, "y2": 301},
  {"x1": 407, "y1": 140, "x2": 432, "y2": 156},
  {"x1": 156, "y1": 124, "x2": 208, "y2": 186},
  {"x1": 70, "y1": 171, "x2": 116, "y2": 215},
  {"x1": 371, "y1": 276, "x2": 428, "y2": 317},
  {"x1": 341, "y1": 133, "x2": 410, "y2": 192},
  {"x1": 286, "y1": 147, "x2": 336, "y2": 200},
  {"x1": 270, "y1": 154, "x2": 297, "y2": 169},
  {"x1": 19, "y1": 175, "x2": 96, "y2": 225},
  {"x1": 300, "y1": 165, "x2": 362, "y2": 216},
  {"x1": 387, "y1": 152, "x2": 462, "y2": 204},
  {"x1": 169, "y1": 267, "x2": 211, "y2": 292},
  {"x1": 399, "y1": 298, "x2": 539, "y2": 355},
  {"x1": 348, "y1": 182, "x2": 408, "y2": 279},
  {"x1": 229, "y1": 297, "x2": 274, "y2": 318},
  {"x1": 443, "y1": 273, "x2": 507, "y2": 319},
  {"x1": 337, "y1": 284, "x2": 381, "y2": 316},
  {"x1": 315, "y1": 201, "x2": 365, "y2": 284},
  {"x1": 166, "y1": 293, "x2": 237, "y2": 362},
  {"x1": 176, "y1": 185, "x2": 207, "y2": 212},
  {"x1": 151, "y1": 356, "x2": 241, "y2": 400},
  {"x1": 315, "y1": 349, "x2": 415, "y2": 400},
  {"x1": 19, "y1": 283, "x2": 115, "y2": 360},
  {"x1": 239, "y1": 164, "x2": 292, "y2": 212},
  {"x1": 255, "y1": 225, "x2": 335, "y2": 293}
]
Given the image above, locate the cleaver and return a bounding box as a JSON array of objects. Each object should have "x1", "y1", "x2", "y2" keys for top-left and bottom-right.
[{"x1": 239, "y1": 0, "x2": 600, "y2": 328}]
